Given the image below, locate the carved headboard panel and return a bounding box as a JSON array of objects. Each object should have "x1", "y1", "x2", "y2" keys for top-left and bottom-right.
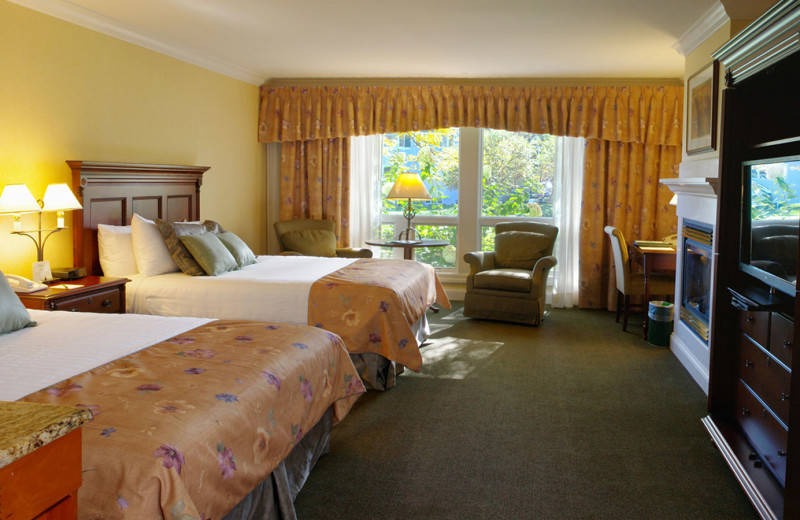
[{"x1": 69, "y1": 161, "x2": 209, "y2": 276}]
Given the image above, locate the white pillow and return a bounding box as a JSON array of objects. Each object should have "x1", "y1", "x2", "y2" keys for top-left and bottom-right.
[
  {"x1": 97, "y1": 224, "x2": 138, "y2": 277},
  {"x1": 131, "y1": 214, "x2": 179, "y2": 276}
]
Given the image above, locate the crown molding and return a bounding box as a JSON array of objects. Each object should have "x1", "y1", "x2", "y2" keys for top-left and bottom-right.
[
  {"x1": 672, "y1": 1, "x2": 730, "y2": 56},
  {"x1": 7, "y1": 0, "x2": 265, "y2": 85}
]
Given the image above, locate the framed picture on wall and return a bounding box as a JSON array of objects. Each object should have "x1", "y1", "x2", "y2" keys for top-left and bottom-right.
[{"x1": 686, "y1": 61, "x2": 719, "y2": 155}]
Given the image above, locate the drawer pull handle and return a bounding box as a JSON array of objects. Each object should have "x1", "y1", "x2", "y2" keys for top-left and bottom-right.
[
  {"x1": 745, "y1": 315, "x2": 754, "y2": 323},
  {"x1": 87, "y1": 297, "x2": 93, "y2": 305},
  {"x1": 744, "y1": 359, "x2": 753, "y2": 368},
  {"x1": 102, "y1": 299, "x2": 113, "y2": 308},
  {"x1": 741, "y1": 407, "x2": 750, "y2": 416},
  {"x1": 748, "y1": 452, "x2": 763, "y2": 468},
  {"x1": 778, "y1": 450, "x2": 787, "y2": 458},
  {"x1": 781, "y1": 393, "x2": 790, "y2": 401},
  {"x1": 70, "y1": 308, "x2": 78, "y2": 312},
  {"x1": 784, "y1": 340, "x2": 792, "y2": 349}
]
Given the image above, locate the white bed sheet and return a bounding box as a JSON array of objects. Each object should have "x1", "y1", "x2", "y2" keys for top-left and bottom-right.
[
  {"x1": 0, "y1": 310, "x2": 212, "y2": 401},
  {"x1": 126, "y1": 255, "x2": 357, "y2": 322}
]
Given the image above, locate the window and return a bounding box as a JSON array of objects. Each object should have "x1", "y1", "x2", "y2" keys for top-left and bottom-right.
[{"x1": 378, "y1": 128, "x2": 557, "y2": 268}]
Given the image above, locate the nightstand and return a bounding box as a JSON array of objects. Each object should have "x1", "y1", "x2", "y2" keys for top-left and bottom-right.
[
  {"x1": 0, "y1": 401, "x2": 92, "y2": 519},
  {"x1": 17, "y1": 276, "x2": 129, "y2": 313}
]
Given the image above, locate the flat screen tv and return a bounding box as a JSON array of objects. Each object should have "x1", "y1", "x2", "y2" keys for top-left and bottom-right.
[{"x1": 740, "y1": 154, "x2": 800, "y2": 296}]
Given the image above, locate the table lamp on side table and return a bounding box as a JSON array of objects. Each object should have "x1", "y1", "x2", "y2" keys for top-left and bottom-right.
[
  {"x1": 386, "y1": 172, "x2": 431, "y2": 243},
  {"x1": 0, "y1": 183, "x2": 82, "y2": 282}
]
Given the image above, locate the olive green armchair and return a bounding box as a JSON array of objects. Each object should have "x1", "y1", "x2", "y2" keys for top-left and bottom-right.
[
  {"x1": 463, "y1": 222, "x2": 558, "y2": 326},
  {"x1": 274, "y1": 219, "x2": 373, "y2": 258}
]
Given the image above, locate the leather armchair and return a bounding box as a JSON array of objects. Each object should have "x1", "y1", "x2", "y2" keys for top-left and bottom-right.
[
  {"x1": 463, "y1": 222, "x2": 558, "y2": 326},
  {"x1": 274, "y1": 219, "x2": 373, "y2": 258}
]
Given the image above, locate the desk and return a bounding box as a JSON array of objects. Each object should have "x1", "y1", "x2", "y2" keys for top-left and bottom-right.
[
  {"x1": 365, "y1": 239, "x2": 450, "y2": 260},
  {"x1": 630, "y1": 243, "x2": 676, "y2": 339}
]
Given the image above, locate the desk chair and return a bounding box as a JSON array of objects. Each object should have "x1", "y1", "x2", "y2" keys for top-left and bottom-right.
[{"x1": 604, "y1": 226, "x2": 674, "y2": 332}]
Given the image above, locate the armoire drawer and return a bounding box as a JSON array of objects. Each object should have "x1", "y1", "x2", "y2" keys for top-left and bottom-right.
[
  {"x1": 738, "y1": 333, "x2": 791, "y2": 423},
  {"x1": 769, "y1": 312, "x2": 794, "y2": 368},
  {"x1": 738, "y1": 309, "x2": 770, "y2": 347},
  {"x1": 735, "y1": 380, "x2": 788, "y2": 486}
]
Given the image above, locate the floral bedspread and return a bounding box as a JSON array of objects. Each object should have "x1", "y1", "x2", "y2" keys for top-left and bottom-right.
[
  {"x1": 309, "y1": 258, "x2": 451, "y2": 371},
  {"x1": 19, "y1": 320, "x2": 365, "y2": 520}
]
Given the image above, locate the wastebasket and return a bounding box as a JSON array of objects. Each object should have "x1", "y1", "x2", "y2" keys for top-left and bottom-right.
[{"x1": 647, "y1": 301, "x2": 674, "y2": 347}]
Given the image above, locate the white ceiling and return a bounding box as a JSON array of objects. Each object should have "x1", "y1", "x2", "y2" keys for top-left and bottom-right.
[{"x1": 9, "y1": 0, "x2": 762, "y2": 85}]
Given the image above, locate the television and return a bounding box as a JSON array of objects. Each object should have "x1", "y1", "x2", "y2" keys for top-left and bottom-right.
[{"x1": 740, "y1": 154, "x2": 800, "y2": 296}]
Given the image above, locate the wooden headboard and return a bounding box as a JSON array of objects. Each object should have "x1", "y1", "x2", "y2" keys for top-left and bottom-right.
[{"x1": 69, "y1": 161, "x2": 210, "y2": 276}]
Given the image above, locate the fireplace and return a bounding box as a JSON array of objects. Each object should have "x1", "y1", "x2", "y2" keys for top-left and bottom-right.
[{"x1": 680, "y1": 220, "x2": 713, "y2": 341}]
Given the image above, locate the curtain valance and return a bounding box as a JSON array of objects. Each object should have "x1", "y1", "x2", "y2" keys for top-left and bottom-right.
[{"x1": 258, "y1": 85, "x2": 682, "y2": 146}]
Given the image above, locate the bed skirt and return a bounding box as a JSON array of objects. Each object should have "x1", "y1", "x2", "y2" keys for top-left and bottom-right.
[
  {"x1": 349, "y1": 311, "x2": 430, "y2": 390},
  {"x1": 222, "y1": 408, "x2": 333, "y2": 520}
]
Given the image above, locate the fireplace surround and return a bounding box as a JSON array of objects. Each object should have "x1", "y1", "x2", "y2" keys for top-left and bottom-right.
[{"x1": 661, "y1": 159, "x2": 719, "y2": 393}]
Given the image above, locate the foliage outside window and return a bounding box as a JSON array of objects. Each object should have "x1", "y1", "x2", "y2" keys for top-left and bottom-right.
[
  {"x1": 750, "y1": 161, "x2": 800, "y2": 221},
  {"x1": 380, "y1": 128, "x2": 556, "y2": 267}
]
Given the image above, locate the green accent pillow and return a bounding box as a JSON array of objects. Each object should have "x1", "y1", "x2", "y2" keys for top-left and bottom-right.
[
  {"x1": 216, "y1": 231, "x2": 257, "y2": 267},
  {"x1": 281, "y1": 229, "x2": 337, "y2": 257},
  {"x1": 156, "y1": 220, "x2": 208, "y2": 276},
  {"x1": 156, "y1": 220, "x2": 231, "y2": 276},
  {"x1": 0, "y1": 270, "x2": 36, "y2": 334},
  {"x1": 179, "y1": 233, "x2": 239, "y2": 276}
]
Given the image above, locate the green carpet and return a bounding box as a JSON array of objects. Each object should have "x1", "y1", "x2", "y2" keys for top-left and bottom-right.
[{"x1": 294, "y1": 304, "x2": 759, "y2": 519}]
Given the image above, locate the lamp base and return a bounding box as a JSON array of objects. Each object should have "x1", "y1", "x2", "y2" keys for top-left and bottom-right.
[{"x1": 32, "y1": 261, "x2": 52, "y2": 283}]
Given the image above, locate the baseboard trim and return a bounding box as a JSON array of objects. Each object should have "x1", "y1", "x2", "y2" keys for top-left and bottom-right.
[{"x1": 670, "y1": 332, "x2": 709, "y2": 394}]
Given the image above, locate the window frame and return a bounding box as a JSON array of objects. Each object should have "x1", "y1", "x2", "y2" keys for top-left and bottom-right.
[{"x1": 378, "y1": 127, "x2": 555, "y2": 274}]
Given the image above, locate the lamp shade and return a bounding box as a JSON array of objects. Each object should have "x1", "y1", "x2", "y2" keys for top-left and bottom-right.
[
  {"x1": 42, "y1": 183, "x2": 82, "y2": 211},
  {"x1": 386, "y1": 172, "x2": 431, "y2": 201},
  {"x1": 0, "y1": 184, "x2": 40, "y2": 214}
]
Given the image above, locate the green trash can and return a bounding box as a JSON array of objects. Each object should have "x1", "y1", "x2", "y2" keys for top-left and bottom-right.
[{"x1": 647, "y1": 301, "x2": 674, "y2": 347}]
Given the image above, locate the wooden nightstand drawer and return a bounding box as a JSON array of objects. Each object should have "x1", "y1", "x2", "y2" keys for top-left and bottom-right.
[
  {"x1": 18, "y1": 276, "x2": 128, "y2": 314},
  {"x1": 50, "y1": 287, "x2": 121, "y2": 313},
  {"x1": 0, "y1": 427, "x2": 83, "y2": 519}
]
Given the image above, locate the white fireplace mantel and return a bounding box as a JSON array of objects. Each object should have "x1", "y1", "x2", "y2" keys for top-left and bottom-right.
[{"x1": 660, "y1": 177, "x2": 719, "y2": 198}]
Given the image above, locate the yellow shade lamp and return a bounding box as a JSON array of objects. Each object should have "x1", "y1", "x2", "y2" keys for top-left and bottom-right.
[
  {"x1": 0, "y1": 182, "x2": 83, "y2": 281},
  {"x1": 0, "y1": 184, "x2": 40, "y2": 231},
  {"x1": 386, "y1": 172, "x2": 431, "y2": 243},
  {"x1": 43, "y1": 183, "x2": 83, "y2": 228}
]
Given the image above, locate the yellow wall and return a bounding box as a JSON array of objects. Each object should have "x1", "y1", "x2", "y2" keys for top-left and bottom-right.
[{"x1": 0, "y1": 1, "x2": 267, "y2": 278}]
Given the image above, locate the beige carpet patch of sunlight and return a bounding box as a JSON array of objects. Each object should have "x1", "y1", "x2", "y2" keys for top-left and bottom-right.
[{"x1": 414, "y1": 337, "x2": 503, "y2": 379}]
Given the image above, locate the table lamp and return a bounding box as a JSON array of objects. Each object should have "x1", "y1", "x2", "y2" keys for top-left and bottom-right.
[
  {"x1": 0, "y1": 184, "x2": 40, "y2": 231},
  {"x1": 386, "y1": 172, "x2": 431, "y2": 243},
  {"x1": 0, "y1": 182, "x2": 83, "y2": 281}
]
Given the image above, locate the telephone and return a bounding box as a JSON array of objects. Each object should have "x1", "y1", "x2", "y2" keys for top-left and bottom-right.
[{"x1": 5, "y1": 274, "x2": 48, "y2": 293}]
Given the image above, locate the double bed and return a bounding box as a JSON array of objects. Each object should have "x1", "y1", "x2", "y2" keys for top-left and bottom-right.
[
  {"x1": 68, "y1": 161, "x2": 451, "y2": 390},
  {"x1": 2, "y1": 303, "x2": 364, "y2": 519}
]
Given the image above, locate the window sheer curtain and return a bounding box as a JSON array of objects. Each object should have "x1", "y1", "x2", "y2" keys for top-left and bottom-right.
[
  {"x1": 349, "y1": 135, "x2": 382, "y2": 252},
  {"x1": 552, "y1": 136, "x2": 585, "y2": 308}
]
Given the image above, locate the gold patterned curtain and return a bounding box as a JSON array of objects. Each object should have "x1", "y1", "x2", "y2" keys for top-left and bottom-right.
[
  {"x1": 579, "y1": 140, "x2": 680, "y2": 309},
  {"x1": 279, "y1": 138, "x2": 350, "y2": 246},
  {"x1": 259, "y1": 84, "x2": 682, "y2": 308}
]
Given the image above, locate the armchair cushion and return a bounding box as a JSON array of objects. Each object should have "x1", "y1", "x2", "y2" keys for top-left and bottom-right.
[
  {"x1": 473, "y1": 268, "x2": 532, "y2": 292},
  {"x1": 281, "y1": 229, "x2": 337, "y2": 257},
  {"x1": 494, "y1": 231, "x2": 550, "y2": 269}
]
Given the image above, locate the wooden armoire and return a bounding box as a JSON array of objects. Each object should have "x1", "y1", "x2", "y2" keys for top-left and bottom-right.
[{"x1": 704, "y1": 1, "x2": 800, "y2": 519}]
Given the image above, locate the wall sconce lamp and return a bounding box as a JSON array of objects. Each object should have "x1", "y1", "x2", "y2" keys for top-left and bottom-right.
[
  {"x1": 386, "y1": 172, "x2": 431, "y2": 243},
  {"x1": 0, "y1": 183, "x2": 82, "y2": 281}
]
